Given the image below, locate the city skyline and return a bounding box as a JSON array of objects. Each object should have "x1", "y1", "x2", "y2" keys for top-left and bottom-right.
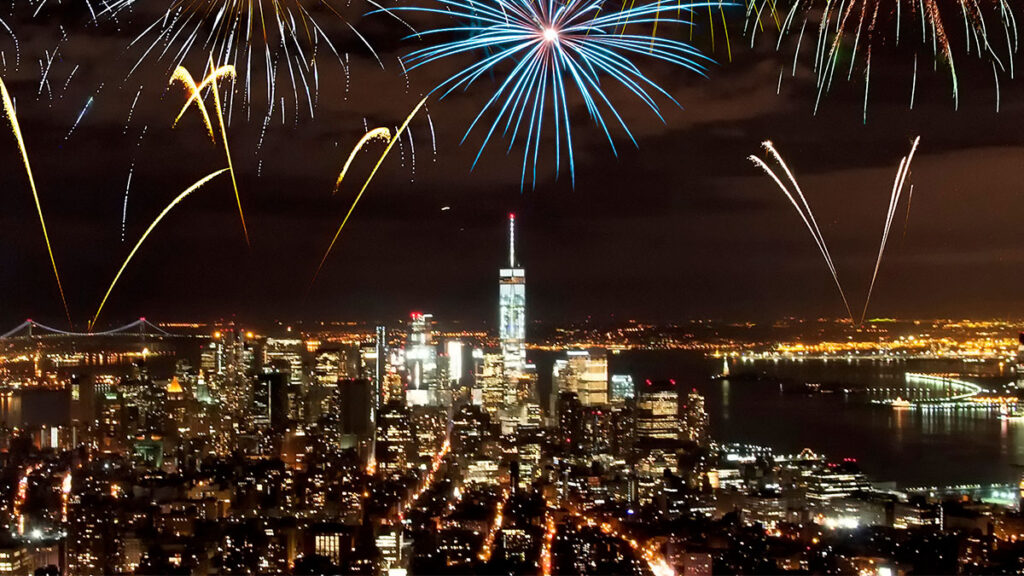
[{"x1": 2, "y1": 3, "x2": 1024, "y2": 576}]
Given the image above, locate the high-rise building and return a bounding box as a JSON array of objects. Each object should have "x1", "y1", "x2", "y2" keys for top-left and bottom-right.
[
  {"x1": 406, "y1": 312, "x2": 438, "y2": 406},
  {"x1": 499, "y1": 213, "x2": 526, "y2": 376},
  {"x1": 374, "y1": 325, "x2": 386, "y2": 415},
  {"x1": 445, "y1": 339, "x2": 464, "y2": 387},
  {"x1": 264, "y1": 338, "x2": 305, "y2": 386},
  {"x1": 476, "y1": 353, "x2": 505, "y2": 416},
  {"x1": 683, "y1": 389, "x2": 709, "y2": 446},
  {"x1": 376, "y1": 401, "x2": 413, "y2": 475},
  {"x1": 359, "y1": 343, "x2": 378, "y2": 385},
  {"x1": 253, "y1": 371, "x2": 289, "y2": 432},
  {"x1": 313, "y1": 348, "x2": 343, "y2": 388},
  {"x1": 806, "y1": 460, "x2": 872, "y2": 501},
  {"x1": 557, "y1": 392, "x2": 584, "y2": 454},
  {"x1": 1016, "y1": 332, "x2": 1024, "y2": 387},
  {"x1": 452, "y1": 403, "x2": 492, "y2": 458},
  {"x1": 334, "y1": 378, "x2": 373, "y2": 438},
  {"x1": 610, "y1": 374, "x2": 635, "y2": 404},
  {"x1": 551, "y1": 351, "x2": 609, "y2": 409},
  {"x1": 636, "y1": 379, "x2": 681, "y2": 441}
]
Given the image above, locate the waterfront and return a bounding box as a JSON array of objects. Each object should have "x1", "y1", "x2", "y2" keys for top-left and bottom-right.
[{"x1": 603, "y1": 351, "x2": 1023, "y2": 487}]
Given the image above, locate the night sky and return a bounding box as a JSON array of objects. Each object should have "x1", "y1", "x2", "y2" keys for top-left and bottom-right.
[{"x1": 0, "y1": 2, "x2": 1022, "y2": 329}]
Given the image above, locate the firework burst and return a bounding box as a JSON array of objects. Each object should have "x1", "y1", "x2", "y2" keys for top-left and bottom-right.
[
  {"x1": 754, "y1": 0, "x2": 1018, "y2": 116},
  {"x1": 395, "y1": 0, "x2": 715, "y2": 187},
  {"x1": 99, "y1": 0, "x2": 378, "y2": 123}
]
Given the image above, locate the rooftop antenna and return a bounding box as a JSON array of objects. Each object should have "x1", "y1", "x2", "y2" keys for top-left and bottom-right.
[{"x1": 508, "y1": 213, "x2": 516, "y2": 268}]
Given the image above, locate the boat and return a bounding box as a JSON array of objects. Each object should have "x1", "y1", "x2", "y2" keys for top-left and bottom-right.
[{"x1": 891, "y1": 397, "x2": 912, "y2": 409}]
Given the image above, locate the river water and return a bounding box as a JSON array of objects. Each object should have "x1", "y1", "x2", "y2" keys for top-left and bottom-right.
[{"x1": 537, "y1": 350, "x2": 1024, "y2": 487}]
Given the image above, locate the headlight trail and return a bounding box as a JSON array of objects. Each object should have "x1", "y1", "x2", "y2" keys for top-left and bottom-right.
[
  {"x1": 170, "y1": 64, "x2": 249, "y2": 246},
  {"x1": 749, "y1": 141, "x2": 853, "y2": 322},
  {"x1": 0, "y1": 76, "x2": 71, "y2": 325},
  {"x1": 89, "y1": 169, "x2": 230, "y2": 331},
  {"x1": 861, "y1": 136, "x2": 920, "y2": 324},
  {"x1": 311, "y1": 97, "x2": 427, "y2": 284}
]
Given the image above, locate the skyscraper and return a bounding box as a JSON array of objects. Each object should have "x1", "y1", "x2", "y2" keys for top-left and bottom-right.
[
  {"x1": 1016, "y1": 332, "x2": 1024, "y2": 387},
  {"x1": 551, "y1": 350, "x2": 609, "y2": 409},
  {"x1": 610, "y1": 374, "x2": 635, "y2": 404},
  {"x1": 499, "y1": 213, "x2": 527, "y2": 376},
  {"x1": 406, "y1": 312, "x2": 437, "y2": 406},
  {"x1": 374, "y1": 325, "x2": 386, "y2": 422},
  {"x1": 636, "y1": 379, "x2": 681, "y2": 441}
]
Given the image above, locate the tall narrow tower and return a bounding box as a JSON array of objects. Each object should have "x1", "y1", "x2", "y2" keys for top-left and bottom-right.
[
  {"x1": 499, "y1": 214, "x2": 527, "y2": 376},
  {"x1": 373, "y1": 325, "x2": 386, "y2": 420}
]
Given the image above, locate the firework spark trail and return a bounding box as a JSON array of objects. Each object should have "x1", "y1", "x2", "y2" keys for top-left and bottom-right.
[
  {"x1": 36, "y1": 25, "x2": 67, "y2": 101},
  {"x1": 0, "y1": 76, "x2": 71, "y2": 324},
  {"x1": 312, "y1": 97, "x2": 427, "y2": 284},
  {"x1": 766, "y1": 0, "x2": 1014, "y2": 112},
  {"x1": 398, "y1": 55, "x2": 410, "y2": 94},
  {"x1": 861, "y1": 136, "x2": 920, "y2": 324},
  {"x1": 170, "y1": 64, "x2": 248, "y2": 246},
  {"x1": 65, "y1": 95, "x2": 93, "y2": 141},
  {"x1": 98, "y1": 0, "x2": 378, "y2": 123},
  {"x1": 901, "y1": 184, "x2": 914, "y2": 238},
  {"x1": 426, "y1": 107, "x2": 437, "y2": 162},
  {"x1": 122, "y1": 126, "x2": 148, "y2": 242},
  {"x1": 395, "y1": 0, "x2": 715, "y2": 188},
  {"x1": 61, "y1": 64, "x2": 78, "y2": 95},
  {"x1": 748, "y1": 141, "x2": 853, "y2": 322},
  {"x1": 407, "y1": 123, "x2": 416, "y2": 181},
  {"x1": 170, "y1": 65, "x2": 234, "y2": 141},
  {"x1": 122, "y1": 168, "x2": 133, "y2": 242},
  {"x1": 124, "y1": 88, "x2": 142, "y2": 134},
  {"x1": 89, "y1": 169, "x2": 229, "y2": 331},
  {"x1": 332, "y1": 127, "x2": 392, "y2": 194},
  {"x1": 0, "y1": 17, "x2": 19, "y2": 71}
]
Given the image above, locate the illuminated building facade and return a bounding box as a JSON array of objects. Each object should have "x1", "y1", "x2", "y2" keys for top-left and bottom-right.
[
  {"x1": 1017, "y1": 332, "x2": 1024, "y2": 387},
  {"x1": 263, "y1": 338, "x2": 304, "y2": 386},
  {"x1": 683, "y1": 389, "x2": 709, "y2": 446},
  {"x1": 552, "y1": 350, "x2": 609, "y2": 408},
  {"x1": 445, "y1": 340, "x2": 463, "y2": 387},
  {"x1": 635, "y1": 379, "x2": 681, "y2": 441},
  {"x1": 405, "y1": 312, "x2": 438, "y2": 406},
  {"x1": 499, "y1": 213, "x2": 526, "y2": 377},
  {"x1": 806, "y1": 461, "x2": 872, "y2": 501},
  {"x1": 610, "y1": 374, "x2": 635, "y2": 403},
  {"x1": 376, "y1": 400, "x2": 413, "y2": 475},
  {"x1": 476, "y1": 353, "x2": 505, "y2": 416},
  {"x1": 374, "y1": 325, "x2": 386, "y2": 417}
]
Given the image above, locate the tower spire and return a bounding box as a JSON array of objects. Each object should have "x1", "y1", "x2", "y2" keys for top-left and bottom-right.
[{"x1": 509, "y1": 212, "x2": 516, "y2": 268}]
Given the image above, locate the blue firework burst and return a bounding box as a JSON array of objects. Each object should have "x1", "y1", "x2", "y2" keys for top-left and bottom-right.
[{"x1": 395, "y1": 0, "x2": 717, "y2": 187}]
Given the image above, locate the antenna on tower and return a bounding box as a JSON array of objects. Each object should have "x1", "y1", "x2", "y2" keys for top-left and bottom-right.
[{"x1": 508, "y1": 213, "x2": 516, "y2": 268}]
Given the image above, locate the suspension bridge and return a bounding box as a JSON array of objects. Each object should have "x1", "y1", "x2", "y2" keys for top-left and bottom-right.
[{"x1": 0, "y1": 318, "x2": 181, "y2": 340}]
